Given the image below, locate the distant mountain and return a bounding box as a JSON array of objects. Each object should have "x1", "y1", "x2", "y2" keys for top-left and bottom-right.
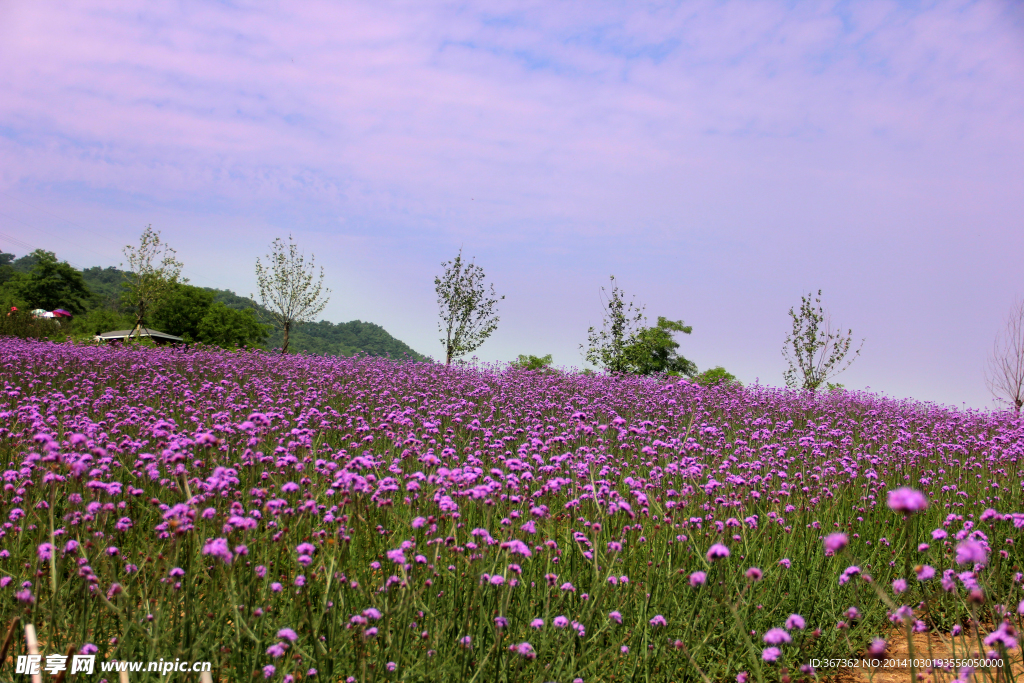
[
  {"x1": 208, "y1": 288, "x2": 426, "y2": 360},
  {"x1": 5, "y1": 251, "x2": 427, "y2": 360}
]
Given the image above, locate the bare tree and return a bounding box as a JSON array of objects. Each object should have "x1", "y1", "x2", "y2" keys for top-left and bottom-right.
[
  {"x1": 987, "y1": 298, "x2": 1024, "y2": 414},
  {"x1": 252, "y1": 235, "x2": 331, "y2": 354},
  {"x1": 782, "y1": 290, "x2": 863, "y2": 390},
  {"x1": 436, "y1": 249, "x2": 502, "y2": 365},
  {"x1": 122, "y1": 225, "x2": 185, "y2": 337}
]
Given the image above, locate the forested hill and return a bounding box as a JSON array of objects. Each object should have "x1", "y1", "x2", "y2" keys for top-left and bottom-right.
[
  {"x1": 1, "y1": 251, "x2": 426, "y2": 360},
  {"x1": 208, "y1": 287, "x2": 426, "y2": 360}
]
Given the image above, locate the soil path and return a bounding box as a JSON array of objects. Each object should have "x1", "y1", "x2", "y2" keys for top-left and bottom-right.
[{"x1": 830, "y1": 628, "x2": 1023, "y2": 683}]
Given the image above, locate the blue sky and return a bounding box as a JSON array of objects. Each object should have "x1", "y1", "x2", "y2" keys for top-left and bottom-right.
[{"x1": 1, "y1": 0, "x2": 1023, "y2": 409}]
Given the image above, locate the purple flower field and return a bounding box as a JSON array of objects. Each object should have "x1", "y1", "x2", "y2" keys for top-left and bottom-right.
[{"x1": 1, "y1": 337, "x2": 1023, "y2": 682}]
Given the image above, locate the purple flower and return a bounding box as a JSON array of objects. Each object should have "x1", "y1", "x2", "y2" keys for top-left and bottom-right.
[
  {"x1": 690, "y1": 571, "x2": 707, "y2": 587},
  {"x1": 530, "y1": 618, "x2": 544, "y2": 629},
  {"x1": 762, "y1": 647, "x2": 781, "y2": 663},
  {"x1": 706, "y1": 543, "x2": 730, "y2": 561},
  {"x1": 649, "y1": 615, "x2": 667, "y2": 628},
  {"x1": 263, "y1": 665, "x2": 276, "y2": 679},
  {"x1": 763, "y1": 628, "x2": 791, "y2": 645},
  {"x1": 778, "y1": 558, "x2": 791, "y2": 568},
  {"x1": 553, "y1": 616, "x2": 569, "y2": 628},
  {"x1": 839, "y1": 565, "x2": 860, "y2": 585},
  {"x1": 202, "y1": 538, "x2": 233, "y2": 564},
  {"x1": 745, "y1": 567, "x2": 763, "y2": 581},
  {"x1": 510, "y1": 642, "x2": 536, "y2": 660},
  {"x1": 609, "y1": 611, "x2": 623, "y2": 624},
  {"x1": 15, "y1": 589, "x2": 34, "y2": 603},
  {"x1": 277, "y1": 628, "x2": 298, "y2": 642},
  {"x1": 501, "y1": 539, "x2": 532, "y2": 557},
  {"x1": 956, "y1": 540, "x2": 988, "y2": 565},
  {"x1": 560, "y1": 582, "x2": 576, "y2": 592},
  {"x1": 785, "y1": 614, "x2": 805, "y2": 630},
  {"x1": 362, "y1": 608, "x2": 382, "y2": 621},
  {"x1": 892, "y1": 579, "x2": 907, "y2": 594},
  {"x1": 459, "y1": 636, "x2": 472, "y2": 649},
  {"x1": 887, "y1": 488, "x2": 928, "y2": 513},
  {"x1": 495, "y1": 616, "x2": 508, "y2": 630},
  {"x1": 266, "y1": 643, "x2": 288, "y2": 658},
  {"x1": 868, "y1": 639, "x2": 887, "y2": 656},
  {"x1": 169, "y1": 567, "x2": 185, "y2": 578},
  {"x1": 984, "y1": 622, "x2": 1018, "y2": 651},
  {"x1": 37, "y1": 543, "x2": 53, "y2": 562},
  {"x1": 823, "y1": 533, "x2": 848, "y2": 555}
]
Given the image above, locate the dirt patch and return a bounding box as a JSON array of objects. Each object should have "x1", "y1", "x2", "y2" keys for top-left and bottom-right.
[{"x1": 830, "y1": 627, "x2": 1024, "y2": 683}]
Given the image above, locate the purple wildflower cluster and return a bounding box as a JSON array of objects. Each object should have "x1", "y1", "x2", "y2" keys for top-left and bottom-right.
[{"x1": 0, "y1": 339, "x2": 1022, "y2": 680}]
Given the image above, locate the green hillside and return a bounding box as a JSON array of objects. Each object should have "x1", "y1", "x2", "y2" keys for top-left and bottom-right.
[
  {"x1": 2, "y1": 251, "x2": 427, "y2": 360},
  {"x1": 206, "y1": 287, "x2": 426, "y2": 360}
]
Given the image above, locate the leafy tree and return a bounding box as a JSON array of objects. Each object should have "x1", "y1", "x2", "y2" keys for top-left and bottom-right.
[
  {"x1": 624, "y1": 317, "x2": 696, "y2": 376},
  {"x1": 196, "y1": 302, "x2": 269, "y2": 349},
  {"x1": 435, "y1": 249, "x2": 503, "y2": 365},
  {"x1": 782, "y1": 289, "x2": 863, "y2": 390},
  {"x1": 987, "y1": 298, "x2": 1024, "y2": 414},
  {"x1": 253, "y1": 235, "x2": 331, "y2": 354},
  {"x1": 0, "y1": 251, "x2": 14, "y2": 287},
  {"x1": 582, "y1": 276, "x2": 647, "y2": 374},
  {"x1": 7, "y1": 252, "x2": 40, "y2": 274},
  {"x1": 510, "y1": 354, "x2": 555, "y2": 372},
  {"x1": 122, "y1": 225, "x2": 185, "y2": 335},
  {"x1": 583, "y1": 277, "x2": 695, "y2": 376},
  {"x1": 152, "y1": 283, "x2": 216, "y2": 341},
  {"x1": 6, "y1": 250, "x2": 93, "y2": 313},
  {"x1": 693, "y1": 366, "x2": 740, "y2": 387}
]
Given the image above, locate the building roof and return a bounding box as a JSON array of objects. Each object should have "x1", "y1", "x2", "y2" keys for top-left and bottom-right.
[{"x1": 95, "y1": 328, "x2": 184, "y2": 342}]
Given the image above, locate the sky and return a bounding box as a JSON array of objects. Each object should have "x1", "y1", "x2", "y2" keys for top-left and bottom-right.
[{"x1": 1, "y1": 0, "x2": 1022, "y2": 409}]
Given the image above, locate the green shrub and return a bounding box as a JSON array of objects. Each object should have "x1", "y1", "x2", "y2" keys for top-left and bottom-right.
[
  {"x1": 693, "y1": 365, "x2": 741, "y2": 387},
  {"x1": 510, "y1": 353, "x2": 556, "y2": 372},
  {"x1": 0, "y1": 309, "x2": 63, "y2": 340}
]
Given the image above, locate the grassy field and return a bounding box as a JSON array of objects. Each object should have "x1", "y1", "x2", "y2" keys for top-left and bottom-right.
[{"x1": 0, "y1": 337, "x2": 1021, "y2": 682}]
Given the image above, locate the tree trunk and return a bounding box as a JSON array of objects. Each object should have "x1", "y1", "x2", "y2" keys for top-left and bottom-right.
[
  {"x1": 133, "y1": 303, "x2": 146, "y2": 339},
  {"x1": 282, "y1": 320, "x2": 290, "y2": 355}
]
